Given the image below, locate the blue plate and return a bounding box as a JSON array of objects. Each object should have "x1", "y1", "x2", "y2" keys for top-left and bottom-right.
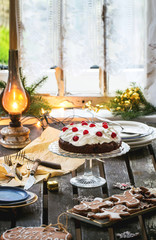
[{"x1": 0, "y1": 186, "x2": 29, "y2": 203}]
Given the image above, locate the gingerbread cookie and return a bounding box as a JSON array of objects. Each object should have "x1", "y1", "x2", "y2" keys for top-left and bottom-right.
[
  {"x1": 1, "y1": 226, "x2": 72, "y2": 240},
  {"x1": 82, "y1": 199, "x2": 113, "y2": 213},
  {"x1": 139, "y1": 201, "x2": 154, "y2": 209},
  {"x1": 143, "y1": 198, "x2": 156, "y2": 204},
  {"x1": 140, "y1": 187, "x2": 156, "y2": 198},
  {"x1": 88, "y1": 205, "x2": 130, "y2": 221},
  {"x1": 73, "y1": 203, "x2": 89, "y2": 215},
  {"x1": 73, "y1": 198, "x2": 113, "y2": 214},
  {"x1": 110, "y1": 190, "x2": 142, "y2": 208}
]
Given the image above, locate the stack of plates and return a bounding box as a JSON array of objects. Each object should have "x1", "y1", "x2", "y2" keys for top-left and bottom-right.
[
  {"x1": 0, "y1": 186, "x2": 38, "y2": 208},
  {"x1": 114, "y1": 121, "x2": 156, "y2": 149}
]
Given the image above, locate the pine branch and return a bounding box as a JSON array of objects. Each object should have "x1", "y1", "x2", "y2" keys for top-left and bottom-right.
[
  {"x1": 29, "y1": 76, "x2": 48, "y2": 94},
  {"x1": 0, "y1": 80, "x2": 6, "y2": 88}
]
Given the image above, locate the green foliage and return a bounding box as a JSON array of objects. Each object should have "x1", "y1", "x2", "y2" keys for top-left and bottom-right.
[
  {"x1": 107, "y1": 84, "x2": 156, "y2": 120},
  {"x1": 84, "y1": 83, "x2": 156, "y2": 120},
  {"x1": 0, "y1": 26, "x2": 9, "y2": 64},
  {"x1": 0, "y1": 80, "x2": 6, "y2": 88},
  {"x1": 0, "y1": 68, "x2": 52, "y2": 117}
]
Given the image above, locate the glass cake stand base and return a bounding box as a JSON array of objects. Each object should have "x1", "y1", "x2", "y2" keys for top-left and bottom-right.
[
  {"x1": 70, "y1": 158, "x2": 106, "y2": 188},
  {"x1": 70, "y1": 175, "x2": 106, "y2": 188},
  {"x1": 49, "y1": 141, "x2": 130, "y2": 188}
]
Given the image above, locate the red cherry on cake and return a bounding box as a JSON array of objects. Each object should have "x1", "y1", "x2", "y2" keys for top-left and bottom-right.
[
  {"x1": 89, "y1": 123, "x2": 96, "y2": 127},
  {"x1": 83, "y1": 130, "x2": 89, "y2": 135},
  {"x1": 96, "y1": 131, "x2": 103, "y2": 137},
  {"x1": 111, "y1": 132, "x2": 117, "y2": 138},
  {"x1": 81, "y1": 121, "x2": 88, "y2": 126},
  {"x1": 62, "y1": 127, "x2": 68, "y2": 132},
  {"x1": 72, "y1": 127, "x2": 78, "y2": 132},
  {"x1": 70, "y1": 122, "x2": 74, "y2": 125},
  {"x1": 102, "y1": 122, "x2": 108, "y2": 129},
  {"x1": 73, "y1": 136, "x2": 79, "y2": 141}
]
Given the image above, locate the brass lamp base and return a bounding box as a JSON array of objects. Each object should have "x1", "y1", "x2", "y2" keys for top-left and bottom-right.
[{"x1": 0, "y1": 125, "x2": 31, "y2": 149}]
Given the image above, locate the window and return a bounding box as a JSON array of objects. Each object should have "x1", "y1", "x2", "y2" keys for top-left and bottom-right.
[{"x1": 0, "y1": 0, "x2": 146, "y2": 108}]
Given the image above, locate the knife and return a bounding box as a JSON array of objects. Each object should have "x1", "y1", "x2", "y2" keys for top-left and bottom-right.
[{"x1": 24, "y1": 159, "x2": 41, "y2": 190}]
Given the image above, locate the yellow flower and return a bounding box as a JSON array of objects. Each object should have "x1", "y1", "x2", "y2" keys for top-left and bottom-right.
[
  {"x1": 106, "y1": 106, "x2": 110, "y2": 111},
  {"x1": 123, "y1": 93, "x2": 128, "y2": 98},
  {"x1": 125, "y1": 100, "x2": 131, "y2": 106},
  {"x1": 131, "y1": 92, "x2": 140, "y2": 100},
  {"x1": 116, "y1": 107, "x2": 121, "y2": 111},
  {"x1": 134, "y1": 87, "x2": 140, "y2": 92},
  {"x1": 129, "y1": 90, "x2": 133, "y2": 96},
  {"x1": 85, "y1": 101, "x2": 92, "y2": 107}
]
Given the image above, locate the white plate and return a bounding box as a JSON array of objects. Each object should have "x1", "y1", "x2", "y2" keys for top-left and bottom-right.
[
  {"x1": 112, "y1": 121, "x2": 151, "y2": 140},
  {"x1": 126, "y1": 127, "x2": 156, "y2": 148},
  {"x1": 124, "y1": 127, "x2": 154, "y2": 142}
]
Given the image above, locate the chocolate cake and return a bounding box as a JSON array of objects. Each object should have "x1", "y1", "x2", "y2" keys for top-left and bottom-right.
[{"x1": 59, "y1": 121, "x2": 121, "y2": 154}]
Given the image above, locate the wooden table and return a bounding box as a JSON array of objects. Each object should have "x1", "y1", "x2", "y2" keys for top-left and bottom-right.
[{"x1": 0, "y1": 122, "x2": 156, "y2": 240}]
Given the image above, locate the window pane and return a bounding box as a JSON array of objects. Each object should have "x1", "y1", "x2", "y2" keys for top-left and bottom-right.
[
  {"x1": 65, "y1": 69, "x2": 102, "y2": 96},
  {"x1": 37, "y1": 69, "x2": 58, "y2": 95},
  {"x1": 107, "y1": 0, "x2": 146, "y2": 94},
  {"x1": 63, "y1": 0, "x2": 104, "y2": 96}
]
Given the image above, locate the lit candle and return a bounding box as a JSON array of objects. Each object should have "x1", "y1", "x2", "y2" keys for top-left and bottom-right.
[
  {"x1": 2, "y1": 87, "x2": 28, "y2": 114},
  {"x1": 37, "y1": 121, "x2": 41, "y2": 128}
]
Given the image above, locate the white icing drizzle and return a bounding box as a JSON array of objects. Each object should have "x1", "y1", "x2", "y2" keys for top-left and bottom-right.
[
  {"x1": 2, "y1": 227, "x2": 70, "y2": 240},
  {"x1": 60, "y1": 122, "x2": 121, "y2": 146}
]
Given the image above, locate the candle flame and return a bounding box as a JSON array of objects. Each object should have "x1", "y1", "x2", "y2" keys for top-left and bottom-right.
[
  {"x1": 41, "y1": 108, "x2": 45, "y2": 114},
  {"x1": 37, "y1": 121, "x2": 41, "y2": 127},
  {"x1": 12, "y1": 102, "x2": 18, "y2": 110},
  {"x1": 2, "y1": 88, "x2": 28, "y2": 114}
]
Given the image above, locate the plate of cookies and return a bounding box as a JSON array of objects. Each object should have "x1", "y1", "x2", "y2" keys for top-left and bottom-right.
[{"x1": 67, "y1": 187, "x2": 156, "y2": 227}]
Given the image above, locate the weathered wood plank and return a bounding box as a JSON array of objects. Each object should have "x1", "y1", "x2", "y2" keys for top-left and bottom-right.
[
  {"x1": 104, "y1": 155, "x2": 142, "y2": 239},
  {"x1": 128, "y1": 147, "x2": 156, "y2": 188},
  {"x1": 48, "y1": 174, "x2": 76, "y2": 240},
  {"x1": 81, "y1": 222, "x2": 109, "y2": 240},
  {"x1": 104, "y1": 156, "x2": 130, "y2": 196},
  {"x1": 76, "y1": 160, "x2": 109, "y2": 240},
  {"x1": 128, "y1": 147, "x2": 156, "y2": 239},
  {"x1": 0, "y1": 211, "x2": 13, "y2": 236},
  {"x1": 15, "y1": 183, "x2": 43, "y2": 227}
]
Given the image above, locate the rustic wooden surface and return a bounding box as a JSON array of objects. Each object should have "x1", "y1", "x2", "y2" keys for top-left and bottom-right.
[{"x1": 0, "y1": 122, "x2": 156, "y2": 240}]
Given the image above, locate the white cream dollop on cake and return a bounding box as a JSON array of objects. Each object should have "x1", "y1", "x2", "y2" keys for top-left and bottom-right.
[{"x1": 59, "y1": 121, "x2": 121, "y2": 146}]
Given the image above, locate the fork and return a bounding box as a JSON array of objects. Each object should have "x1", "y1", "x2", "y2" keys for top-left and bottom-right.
[
  {"x1": 4, "y1": 155, "x2": 23, "y2": 180},
  {"x1": 4, "y1": 155, "x2": 12, "y2": 166},
  {"x1": 16, "y1": 151, "x2": 61, "y2": 170}
]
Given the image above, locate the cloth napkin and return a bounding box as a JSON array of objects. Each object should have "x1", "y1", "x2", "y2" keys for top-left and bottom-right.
[{"x1": 0, "y1": 127, "x2": 85, "y2": 187}]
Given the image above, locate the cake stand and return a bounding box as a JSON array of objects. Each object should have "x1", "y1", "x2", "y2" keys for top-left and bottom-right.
[{"x1": 49, "y1": 141, "x2": 130, "y2": 188}]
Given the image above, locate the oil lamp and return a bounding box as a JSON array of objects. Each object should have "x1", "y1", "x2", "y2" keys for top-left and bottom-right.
[
  {"x1": 0, "y1": 50, "x2": 31, "y2": 149},
  {"x1": 0, "y1": 0, "x2": 31, "y2": 149}
]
